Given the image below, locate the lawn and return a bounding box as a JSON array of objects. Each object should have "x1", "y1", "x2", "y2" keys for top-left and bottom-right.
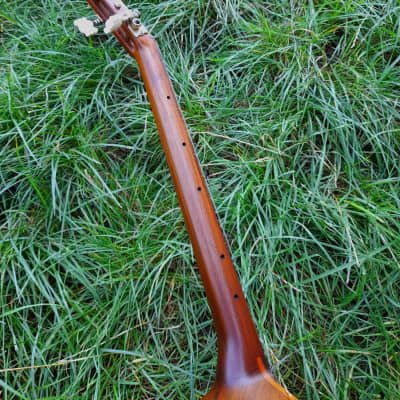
[{"x1": 1, "y1": 0, "x2": 399, "y2": 399}]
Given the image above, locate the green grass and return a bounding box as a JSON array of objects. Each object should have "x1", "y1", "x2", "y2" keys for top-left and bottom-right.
[{"x1": 1, "y1": 0, "x2": 400, "y2": 398}]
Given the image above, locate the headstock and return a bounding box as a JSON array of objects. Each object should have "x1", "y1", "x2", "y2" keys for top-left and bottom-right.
[{"x1": 74, "y1": 0, "x2": 149, "y2": 56}]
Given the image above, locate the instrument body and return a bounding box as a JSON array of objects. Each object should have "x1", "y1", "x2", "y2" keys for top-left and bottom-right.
[{"x1": 82, "y1": 2, "x2": 297, "y2": 398}]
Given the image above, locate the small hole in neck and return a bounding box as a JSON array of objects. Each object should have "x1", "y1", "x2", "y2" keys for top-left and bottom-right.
[
  {"x1": 234, "y1": 294, "x2": 239, "y2": 300},
  {"x1": 167, "y1": 95, "x2": 171, "y2": 99}
]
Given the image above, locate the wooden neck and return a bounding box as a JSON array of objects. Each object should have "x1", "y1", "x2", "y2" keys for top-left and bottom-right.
[
  {"x1": 83, "y1": 2, "x2": 296, "y2": 397},
  {"x1": 132, "y1": 34, "x2": 266, "y2": 383}
]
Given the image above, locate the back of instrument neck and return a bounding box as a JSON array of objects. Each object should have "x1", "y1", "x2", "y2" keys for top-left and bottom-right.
[{"x1": 132, "y1": 34, "x2": 267, "y2": 382}]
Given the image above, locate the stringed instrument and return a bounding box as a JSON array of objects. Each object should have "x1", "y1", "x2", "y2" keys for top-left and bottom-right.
[{"x1": 75, "y1": 2, "x2": 297, "y2": 398}]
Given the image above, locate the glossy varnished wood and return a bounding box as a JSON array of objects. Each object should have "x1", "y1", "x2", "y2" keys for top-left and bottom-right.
[
  {"x1": 84, "y1": 2, "x2": 297, "y2": 398},
  {"x1": 131, "y1": 34, "x2": 269, "y2": 384},
  {"x1": 204, "y1": 369, "x2": 297, "y2": 400}
]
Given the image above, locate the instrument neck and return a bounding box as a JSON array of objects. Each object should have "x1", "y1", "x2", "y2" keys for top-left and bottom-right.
[{"x1": 132, "y1": 34, "x2": 268, "y2": 382}]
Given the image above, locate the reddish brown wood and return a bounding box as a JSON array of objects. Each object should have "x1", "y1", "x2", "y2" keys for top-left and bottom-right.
[{"x1": 84, "y1": 2, "x2": 297, "y2": 398}]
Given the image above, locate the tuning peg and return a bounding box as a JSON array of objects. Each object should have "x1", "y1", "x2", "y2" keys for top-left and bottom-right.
[
  {"x1": 74, "y1": 3, "x2": 147, "y2": 39},
  {"x1": 104, "y1": 9, "x2": 135, "y2": 34},
  {"x1": 74, "y1": 17, "x2": 102, "y2": 37}
]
